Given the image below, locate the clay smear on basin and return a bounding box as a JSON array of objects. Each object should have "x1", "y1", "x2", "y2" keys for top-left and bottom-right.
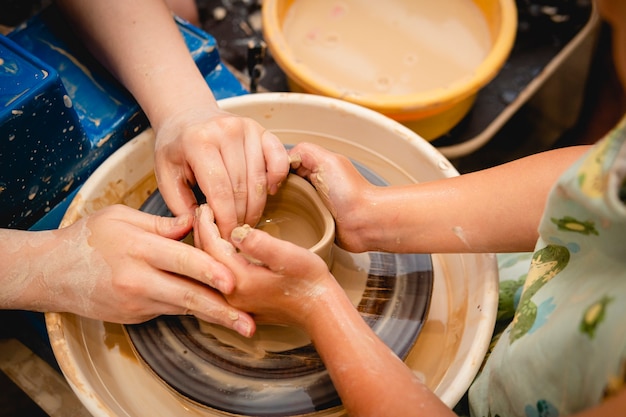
[{"x1": 283, "y1": 0, "x2": 491, "y2": 95}]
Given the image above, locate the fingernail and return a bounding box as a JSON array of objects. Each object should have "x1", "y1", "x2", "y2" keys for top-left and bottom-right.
[
  {"x1": 194, "y1": 205, "x2": 204, "y2": 221},
  {"x1": 289, "y1": 153, "x2": 302, "y2": 166},
  {"x1": 203, "y1": 270, "x2": 218, "y2": 288},
  {"x1": 231, "y1": 224, "x2": 253, "y2": 243},
  {"x1": 234, "y1": 319, "x2": 252, "y2": 337},
  {"x1": 195, "y1": 204, "x2": 215, "y2": 223},
  {"x1": 271, "y1": 180, "x2": 284, "y2": 195}
]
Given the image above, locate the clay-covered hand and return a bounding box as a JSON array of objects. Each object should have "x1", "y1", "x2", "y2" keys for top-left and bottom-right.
[
  {"x1": 0, "y1": 205, "x2": 254, "y2": 334},
  {"x1": 192, "y1": 204, "x2": 338, "y2": 329},
  {"x1": 154, "y1": 108, "x2": 290, "y2": 239},
  {"x1": 288, "y1": 142, "x2": 377, "y2": 253}
]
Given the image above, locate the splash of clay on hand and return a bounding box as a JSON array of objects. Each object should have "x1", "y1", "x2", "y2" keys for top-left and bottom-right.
[
  {"x1": 232, "y1": 225, "x2": 264, "y2": 266},
  {"x1": 231, "y1": 224, "x2": 253, "y2": 242},
  {"x1": 288, "y1": 153, "x2": 302, "y2": 167},
  {"x1": 311, "y1": 168, "x2": 337, "y2": 218}
]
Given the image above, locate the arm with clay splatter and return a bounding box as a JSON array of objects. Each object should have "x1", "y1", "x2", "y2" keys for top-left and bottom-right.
[
  {"x1": 289, "y1": 142, "x2": 590, "y2": 254},
  {"x1": 194, "y1": 199, "x2": 626, "y2": 417}
]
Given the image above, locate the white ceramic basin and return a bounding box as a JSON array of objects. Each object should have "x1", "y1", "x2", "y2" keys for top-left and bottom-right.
[{"x1": 47, "y1": 92, "x2": 498, "y2": 416}]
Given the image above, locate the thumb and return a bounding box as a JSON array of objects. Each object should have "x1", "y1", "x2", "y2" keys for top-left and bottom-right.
[
  {"x1": 231, "y1": 225, "x2": 315, "y2": 274},
  {"x1": 148, "y1": 211, "x2": 194, "y2": 241},
  {"x1": 156, "y1": 165, "x2": 199, "y2": 217}
]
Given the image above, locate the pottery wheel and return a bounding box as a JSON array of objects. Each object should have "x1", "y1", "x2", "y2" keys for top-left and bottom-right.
[{"x1": 126, "y1": 162, "x2": 434, "y2": 416}]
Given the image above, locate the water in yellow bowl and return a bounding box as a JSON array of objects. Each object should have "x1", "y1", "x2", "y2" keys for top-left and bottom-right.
[{"x1": 282, "y1": 0, "x2": 492, "y2": 96}]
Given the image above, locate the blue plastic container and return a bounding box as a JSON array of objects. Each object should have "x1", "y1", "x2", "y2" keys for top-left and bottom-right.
[
  {"x1": 1, "y1": 5, "x2": 247, "y2": 230},
  {"x1": 1, "y1": 34, "x2": 86, "y2": 229}
]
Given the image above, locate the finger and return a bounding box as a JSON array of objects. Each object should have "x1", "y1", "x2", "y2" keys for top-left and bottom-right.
[
  {"x1": 154, "y1": 155, "x2": 199, "y2": 216},
  {"x1": 193, "y1": 203, "x2": 219, "y2": 252},
  {"x1": 193, "y1": 205, "x2": 257, "y2": 281},
  {"x1": 231, "y1": 225, "x2": 321, "y2": 276},
  {"x1": 217, "y1": 136, "x2": 249, "y2": 230},
  {"x1": 147, "y1": 239, "x2": 236, "y2": 294},
  {"x1": 144, "y1": 232, "x2": 236, "y2": 294},
  {"x1": 192, "y1": 145, "x2": 239, "y2": 237},
  {"x1": 241, "y1": 125, "x2": 269, "y2": 229},
  {"x1": 289, "y1": 143, "x2": 355, "y2": 195},
  {"x1": 288, "y1": 142, "x2": 326, "y2": 180},
  {"x1": 112, "y1": 207, "x2": 235, "y2": 293},
  {"x1": 192, "y1": 307, "x2": 256, "y2": 338},
  {"x1": 106, "y1": 205, "x2": 194, "y2": 241},
  {"x1": 147, "y1": 272, "x2": 255, "y2": 337},
  {"x1": 263, "y1": 130, "x2": 290, "y2": 196},
  {"x1": 287, "y1": 144, "x2": 333, "y2": 201},
  {"x1": 193, "y1": 205, "x2": 247, "y2": 265}
]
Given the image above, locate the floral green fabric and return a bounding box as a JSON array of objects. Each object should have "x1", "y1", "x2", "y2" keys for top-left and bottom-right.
[{"x1": 469, "y1": 115, "x2": 626, "y2": 417}]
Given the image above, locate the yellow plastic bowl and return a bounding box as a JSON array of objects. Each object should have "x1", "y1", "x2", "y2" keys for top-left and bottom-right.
[{"x1": 262, "y1": 0, "x2": 517, "y2": 140}]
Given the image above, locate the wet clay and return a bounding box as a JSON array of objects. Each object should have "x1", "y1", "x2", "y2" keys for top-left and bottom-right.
[
  {"x1": 256, "y1": 206, "x2": 321, "y2": 249},
  {"x1": 197, "y1": 321, "x2": 311, "y2": 358},
  {"x1": 283, "y1": 0, "x2": 491, "y2": 95}
]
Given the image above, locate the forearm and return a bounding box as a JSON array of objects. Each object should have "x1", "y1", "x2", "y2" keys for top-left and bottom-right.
[
  {"x1": 0, "y1": 228, "x2": 84, "y2": 312},
  {"x1": 55, "y1": 0, "x2": 218, "y2": 128},
  {"x1": 304, "y1": 281, "x2": 452, "y2": 417},
  {"x1": 360, "y1": 146, "x2": 590, "y2": 253}
]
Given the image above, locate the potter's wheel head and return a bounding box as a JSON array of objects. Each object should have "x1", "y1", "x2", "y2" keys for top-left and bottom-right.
[{"x1": 126, "y1": 176, "x2": 434, "y2": 416}]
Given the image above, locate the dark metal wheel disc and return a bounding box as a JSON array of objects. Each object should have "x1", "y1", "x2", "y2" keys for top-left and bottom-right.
[{"x1": 126, "y1": 163, "x2": 433, "y2": 416}]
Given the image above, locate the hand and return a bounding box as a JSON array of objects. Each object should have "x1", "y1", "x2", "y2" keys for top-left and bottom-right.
[
  {"x1": 154, "y1": 108, "x2": 290, "y2": 238},
  {"x1": 192, "y1": 204, "x2": 336, "y2": 329},
  {"x1": 289, "y1": 142, "x2": 377, "y2": 253},
  {"x1": 4, "y1": 205, "x2": 254, "y2": 334},
  {"x1": 192, "y1": 204, "x2": 449, "y2": 417}
]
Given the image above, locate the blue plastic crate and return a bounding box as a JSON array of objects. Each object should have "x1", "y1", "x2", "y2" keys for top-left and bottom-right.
[
  {"x1": 2, "y1": 5, "x2": 247, "y2": 230},
  {"x1": 1, "y1": 34, "x2": 86, "y2": 229}
]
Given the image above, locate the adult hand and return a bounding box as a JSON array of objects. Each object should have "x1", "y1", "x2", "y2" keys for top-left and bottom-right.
[
  {"x1": 1, "y1": 205, "x2": 254, "y2": 335},
  {"x1": 288, "y1": 142, "x2": 377, "y2": 253},
  {"x1": 154, "y1": 108, "x2": 290, "y2": 239},
  {"x1": 56, "y1": 0, "x2": 290, "y2": 240}
]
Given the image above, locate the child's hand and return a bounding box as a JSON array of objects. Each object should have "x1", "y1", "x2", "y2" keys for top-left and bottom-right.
[
  {"x1": 289, "y1": 142, "x2": 377, "y2": 253},
  {"x1": 192, "y1": 204, "x2": 338, "y2": 331}
]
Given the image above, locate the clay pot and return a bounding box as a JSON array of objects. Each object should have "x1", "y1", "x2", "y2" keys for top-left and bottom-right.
[{"x1": 257, "y1": 173, "x2": 335, "y2": 267}]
